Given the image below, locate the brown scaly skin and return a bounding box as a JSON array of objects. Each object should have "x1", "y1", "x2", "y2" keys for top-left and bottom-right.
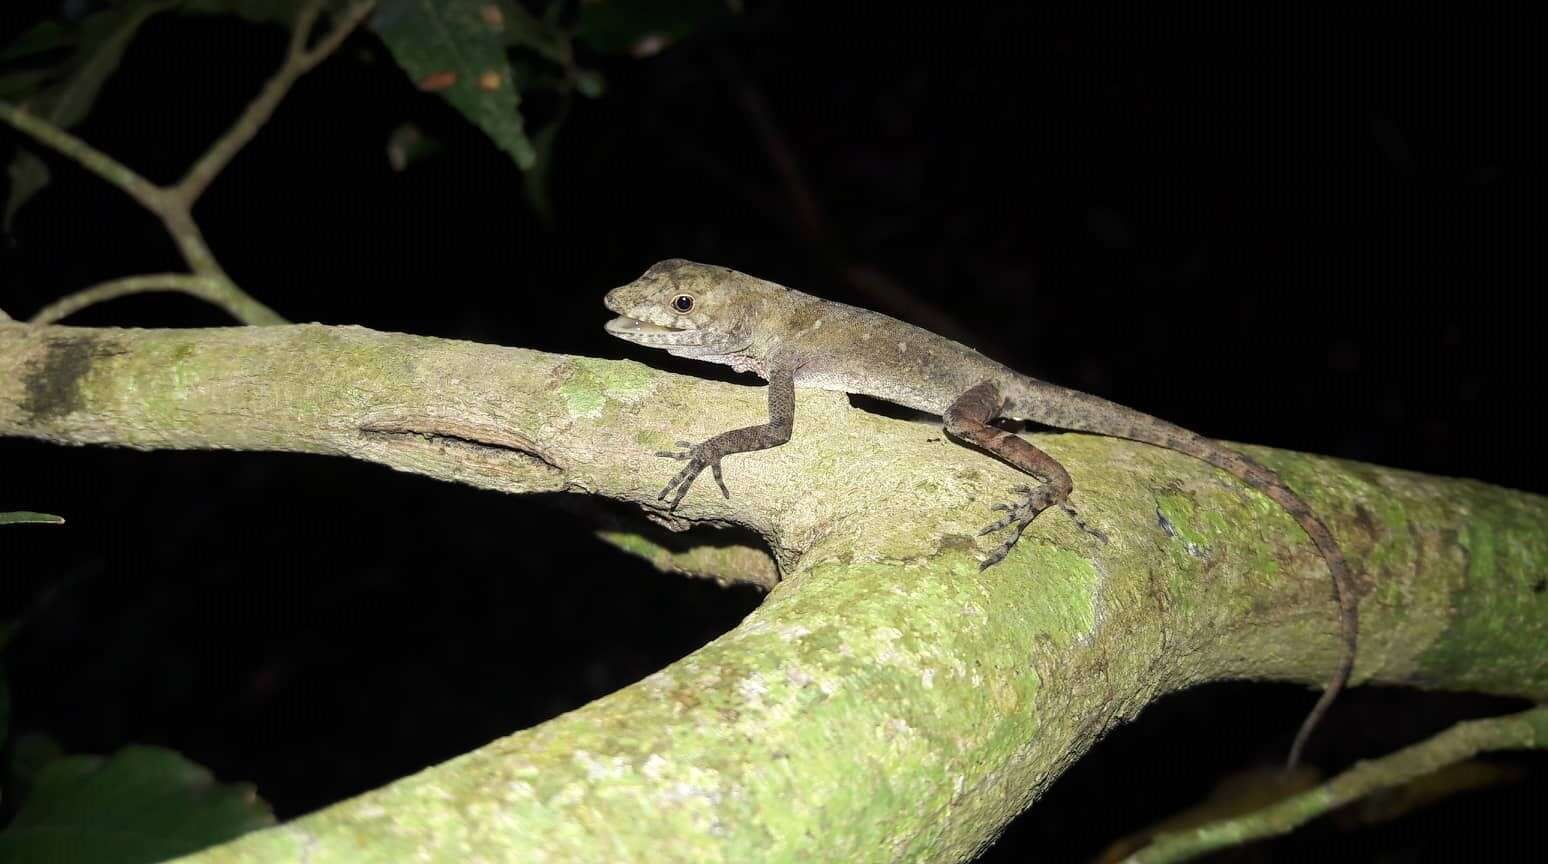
[{"x1": 604, "y1": 258, "x2": 1357, "y2": 770}]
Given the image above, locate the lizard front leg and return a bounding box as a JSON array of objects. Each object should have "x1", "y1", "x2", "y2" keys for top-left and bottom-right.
[
  {"x1": 945, "y1": 381, "x2": 1074, "y2": 569},
  {"x1": 657, "y1": 366, "x2": 796, "y2": 508}
]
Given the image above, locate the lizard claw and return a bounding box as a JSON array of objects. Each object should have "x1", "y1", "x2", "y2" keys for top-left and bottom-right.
[
  {"x1": 977, "y1": 483, "x2": 1064, "y2": 569},
  {"x1": 978, "y1": 510, "x2": 1018, "y2": 535},
  {"x1": 655, "y1": 441, "x2": 697, "y2": 460},
  {"x1": 1059, "y1": 503, "x2": 1109, "y2": 543}
]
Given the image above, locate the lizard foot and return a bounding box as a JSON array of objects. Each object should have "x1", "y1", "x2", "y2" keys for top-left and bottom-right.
[
  {"x1": 655, "y1": 440, "x2": 730, "y2": 509},
  {"x1": 977, "y1": 484, "x2": 1064, "y2": 570}
]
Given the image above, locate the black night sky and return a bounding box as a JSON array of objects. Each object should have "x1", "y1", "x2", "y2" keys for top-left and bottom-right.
[{"x1": 1, "y1": 3, "x2": 1542, "y2": 861}]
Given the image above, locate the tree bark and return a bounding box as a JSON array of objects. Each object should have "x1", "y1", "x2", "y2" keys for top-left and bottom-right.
[{"x1": 3, "y1": 321, "x2": 1545, "y2": 863}]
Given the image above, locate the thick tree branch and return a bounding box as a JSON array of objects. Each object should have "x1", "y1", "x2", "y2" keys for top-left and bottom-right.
[{"x1": 2, "y1": 322, "x2": 1545, "y2": 862}]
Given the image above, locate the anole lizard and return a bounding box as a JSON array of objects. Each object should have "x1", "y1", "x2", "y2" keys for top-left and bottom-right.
[{"x1": 603, "y1": 258, "x2": 1357, "y2": 769}]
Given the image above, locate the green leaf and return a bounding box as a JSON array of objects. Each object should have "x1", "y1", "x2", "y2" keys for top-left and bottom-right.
[
  {"x1": 372, "y1": 0, "x2": 536, "y2": 170},
  {"x1": 3, "y1": 3, "x2": 174, "y2": 229},
  {"x1": 41, "y1": 4, "x2": 175, "y2": 131},
  {"x1": 0, "y1": 512, "x2": 65, "y2": 525},
  {"x1": 0, "y1": 746, "x2": 275, "y2": 864}
]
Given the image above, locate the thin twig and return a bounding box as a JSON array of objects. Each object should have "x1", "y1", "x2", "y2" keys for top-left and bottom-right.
[
  {"x1": 159, "y1": 207, "x2": 229, "y2": 279},
  {"x1": 175, "y1": 0, "x2": 377, "y2": 205},
  {"x1": 0, "y1": 100, "x2": 168, "y2": 213},
  {"x1": 28, "y1": 273, "x2": 284, "y2": 326},
  {"x1": 1124, "y1": 705, "x2": 1548, "y2": 863},
  {"x1": 0, "y1": 1, "x2": 374, "y2": 327}
]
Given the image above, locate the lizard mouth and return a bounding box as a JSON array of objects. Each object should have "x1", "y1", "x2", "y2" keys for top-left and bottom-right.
[{"x1": 604, "y1": 315, "x2": 702, "y2": 346}]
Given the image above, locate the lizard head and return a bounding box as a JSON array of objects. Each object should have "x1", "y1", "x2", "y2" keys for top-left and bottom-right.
[{"x1": 604, "y1": 259, "x2": 783, "y2": 362}]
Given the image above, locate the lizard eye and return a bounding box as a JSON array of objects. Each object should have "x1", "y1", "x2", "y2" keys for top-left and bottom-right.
[{"x1": 671, "y1": 294, "x2": 695, "y2": 313}]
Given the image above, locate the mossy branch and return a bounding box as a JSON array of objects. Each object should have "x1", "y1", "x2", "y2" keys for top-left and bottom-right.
[{"x1": 2, "y1": 322, "x2": 1545, "y2": 863}]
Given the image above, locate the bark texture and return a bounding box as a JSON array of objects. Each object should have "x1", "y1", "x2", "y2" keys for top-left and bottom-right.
[{"x1": 2, "y1": 322, "x2": 1544, "y2": 863}]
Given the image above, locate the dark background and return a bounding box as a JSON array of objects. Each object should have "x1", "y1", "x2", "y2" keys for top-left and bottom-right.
[{"x1": 2, "y1": 2, "x2": 1542, "y2": 861}]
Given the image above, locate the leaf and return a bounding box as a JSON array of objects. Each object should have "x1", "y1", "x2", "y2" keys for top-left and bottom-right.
[
  {"x1": 43, "y1": 4, "x2": 175, "y2": 130},
  {"x1": 0, "y1": 746, "x2": 275, "y2": 864},
  {"x1": 372, "y1": 0, "x2": 536, "y2": 170},
  {"x1": 0, "y1": 512, "x2": 65, "y2": 525},
  {"x1": 3, "y1": 3, "x2": 174, "y2": 229}
]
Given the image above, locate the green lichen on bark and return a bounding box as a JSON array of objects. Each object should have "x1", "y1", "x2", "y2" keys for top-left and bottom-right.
[
  {"x1": 1415, "y1": 482, "x2": 1548, "y2": 696},
  {"x1": 558, "y1": 356, "x2": 657, "y2": 419}
]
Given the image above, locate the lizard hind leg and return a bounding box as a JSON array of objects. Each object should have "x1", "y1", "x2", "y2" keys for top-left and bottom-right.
[{"x1": 944, "y1": 382, "x2": 1075, "y2": 570}]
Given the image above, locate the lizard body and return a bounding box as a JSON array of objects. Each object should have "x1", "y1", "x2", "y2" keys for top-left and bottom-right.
[{"x1": 604, "y1": 258, "x2": 1356, "y2": 769}]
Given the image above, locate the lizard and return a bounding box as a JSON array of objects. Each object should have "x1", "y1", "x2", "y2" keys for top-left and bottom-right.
[{"x1": 602, "y1": 258, "x2": 1357, "y2": 770}]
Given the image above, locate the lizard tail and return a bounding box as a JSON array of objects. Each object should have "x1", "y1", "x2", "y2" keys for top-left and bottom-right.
[
  {"x1": 1245, "y1": 470, "x2": 1357, "y2": 771},
  {"x1": 1009, "y1": 383, "x2": 1357, "y2": 768},
  {"x1": 1150, "y1": 433, "x2": 1358, "y2": 770}
]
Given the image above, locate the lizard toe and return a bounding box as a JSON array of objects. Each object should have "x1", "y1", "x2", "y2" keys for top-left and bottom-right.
[{"x1": 979, "y1": 511, "x2": 1019, "y2": 535}]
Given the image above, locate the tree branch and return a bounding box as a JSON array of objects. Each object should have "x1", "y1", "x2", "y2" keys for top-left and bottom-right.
[
  {"x1": 174, "y1": 1, "x2": 377, "y2": 205},
  {"x1": 27, "y1": 274, "x2": 279, "y2": 326},
  {"x1": 2, "y1": 322, "x2": 1544, "y2": 862},
  {"x1": 0, "y1": 3, "x2": 371, "y2": 327},
  {"x1": 1128, "y1": 706, "x2": 1548, "y2": 863},
  {"x1": 0, "y1": 100, "x2": 167, "y2": 213}
]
